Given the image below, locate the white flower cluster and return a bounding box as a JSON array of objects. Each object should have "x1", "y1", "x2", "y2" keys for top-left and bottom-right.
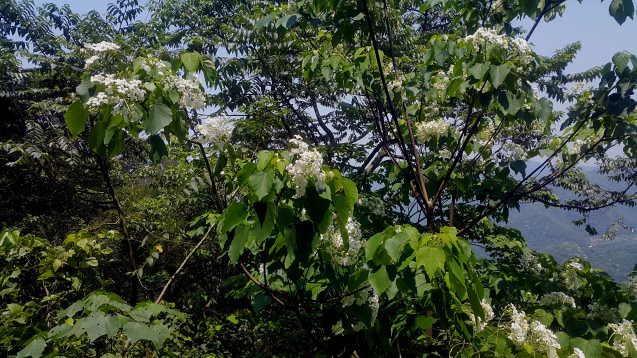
[
  {"x1": 136, "y1": 55, "x2": 206, "y2": 110},
  {"x1": 321, "y1": 217, "x2": 363, "y2": 266},
  {"x1": 521, "y1": 252, "x2": 542, "y2": 273},
  {"x1": 195, "y1": 116, "x2": 234, "y2": 147},
  {"x1": 499, "y1": 142, "x2": 527, "y2": 161},
  {"x1": 137, "y1": 55, "x2": 170, "y2": 77},
  {"x1": 568, "y1": 348, "x2": 585, "y2": 358},
  {"x1": 508, "y1": 304, "x2": 529, "y2": 346},
  {"x1": 286, "y1": 136, "x2": 326, "y2": 198},
  {"x1": 431, "y1": 66, "x2": 453, "y2": 95},
  {"x1": 87, "y1": 74, "x2": 146, "y2": 115},
  {"x1": 539, "y1": 292, "x2": 576, "y2": 309},
  {"x1": 586, "y1": 301, "x2": 618, "y2": 323},
  {"x1": 608, "y1": 320, "x2": 637, "y2": 356},
  {"x1": 562, "y1": 260, "x2": 582, "y2": 291},
  {"x1": 468, "y1": 299, "x2": 494, "y2": 332},
  {"x1": 83, "y1": 41, "x2": 120, "y2": 69},
  {"x1": 387, "y1": 76, "x2": 403, "y2": 93},
  {"x1": 164, "y1": 75, "x2": 206, "y2": 109},
  {"x1": 415, "y1": 119, "x2": 451, "y2": 143},
  {"x1": 527, "y1": 320, "x2": 561, "y2": 357},
  {"x1": 507, "y1": 304, "x2": 561, "y2": 357},
  {"x1": 568, "y1": 134, "x2": 601, "y2": 156},
  {"x1": 343, "y1": 287, "x2": 380, "y2": 331},
  {"x1": 85, "y1": 41, "x2": 120, "y2": 52},
  {"x1": 566, "y1": 260, "x2": 583, "y2": 271},
  {"x1": 463, "y1": 28, "x2": 534, "y2": 68}
]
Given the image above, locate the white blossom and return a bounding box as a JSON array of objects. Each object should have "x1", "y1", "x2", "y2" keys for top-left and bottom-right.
[
  {"x1": 508, "y1": 304, "x2": 529, "y2": 347},
  {"x1": 568, "y1": 348, "x2": 585, "y2": 358},
  {"x1": 87, "y1": 74, "x2": 146, "y2": 115},
  {"x1": 164, "y1": 74, "x2": 206, "y2": 109},
  {"x1": 321, "y1": 217, "x2": 363, "y2": 266},
  {"x1": 507, "y1": 305, "x2": 561, "y2": 356},
  {"x1": 463, "y1": 28, "x2": 534, "y2": 69},
  {"x1": 586, "y1": 301, "x2": 618, "y2": 323},
  {"x1": 609, "y1": 320, "x2": 637, "y2": 356},
  {"x1": 539, "y1": 292, "x2": 576, "y2": 309},
  {"x1": 500, "y1": 142, "x2": 527, "y2": 161},
  {"x1": 137, "y1": 55, "x2": 170, "y2": 77},
  {"x1": 84, "y1": 41, "x2": 120, "y2": 52},
  {"x1": 468, "y1": 299, "x2": 494, "y2": 332},
  {"x1": 82, "y1": 42, "x2": 120, "y2": 69},
  {"x1": 286, "y1": 136, "x2": 326, "y2": 198},
  {"x1": 342, "y1": 287, "x2": 380, "y2": 330},
  {"x1": 527, "y1": 320, "x2": 561, "y2": 357},
  {"x1": 566, "y1": 260, "x2": 583, "y2": 271},
  {"x1": 438, "y1": 149, "x2": 452, "y2": 159},
  {"x1": 521, "y1": 252, "x2": 542, "y2": 273},
  {"x1": 415, "y1": 119, "x2": 450, "y2": 142},
  {"x1": 196, "y1": 116, "x2": 233, "y2": 146}
]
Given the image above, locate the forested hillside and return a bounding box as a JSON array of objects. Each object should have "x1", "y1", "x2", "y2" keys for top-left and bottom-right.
[{"x1": 1, "y1": 0, "x2": 636, "y2": 357}]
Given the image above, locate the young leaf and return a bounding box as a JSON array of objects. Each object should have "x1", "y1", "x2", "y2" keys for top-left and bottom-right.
[
  {"x1": 416, "y1": 247, "x2": 445, "y2": 278},
  {"x1": 369, "y1": 265, "x2": 391, "y2": 295},
  {"x1": 248, "y1": 171, "x2": 274, "y2": 200},
  {"x1": 65, "y1": 101, "x2": 89, "y2": 137},
  {"x1": 180, "y1": 51, "x2": 201, "y2": 73}
]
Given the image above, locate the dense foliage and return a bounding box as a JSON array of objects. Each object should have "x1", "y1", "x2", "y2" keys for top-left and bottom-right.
[{"x1": 1, "y1": 0, "x2": 637, "y2": 356}]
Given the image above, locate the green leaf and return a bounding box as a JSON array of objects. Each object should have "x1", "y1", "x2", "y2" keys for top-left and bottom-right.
[
  {"x1": 251, "y1": 294, "x2": 271, "y2": 313},
  {"x1": 612, "y1": 51, "x2": 633, "y2": 72},
  {"x1": 214, "y1": 153, "x2": 227, "y2": 176},
  {"x1": 342, "y1": 178, "x2": 358, "y2": 212},
  {"x1": 469, "y1": 62, "x2": 490, "y2": 80},
  {"x1": 570, "y1": 338, "x2": 602, "y2": 358},
  {"x1": 303, "y1": 185, "x2": 332, "y2": 233},
  {"x1": 489, "y1": 64, "x2": 510, "y2": 89},
  {"x1": 369, "y1": 265, "x2": 391, "y2": 295},
  {"x1": 248, "y1": 171, "x2": 274, "y2": 201},
  {"x1": 416, "y1": 247, "x2": 445, "y2": 278},
  {"x1": 384, "y1": 231, "x2": 409, "y2": 262},
  {"x1": 414, "y1": 316, "x2": 437, "y2": 331},
  {"x1": 219, "y1": 203, "x2": 248, "y2": 233},
  {"x1": 67, "y1": 311, "x2": 122, "y2": 343},
  {"x1": 228, "y1": 224, "x2": 249, "y2": 263},
  {"x1": 609, "y1": 0, "x2": 634, "y2": 25},
  {"x1": 76, "y1": 79, "x2": 93, "y2": 100},
  {"x1": 256, "y1": 150, "x2": 274, "y2": 170},
  {"x1": 180, "y1": 52, "x2": 201, "y2": 73},
  {"x1": 52, "y1": 259, "x2": 62, "y2": 272},
  {"x1": 537, "y1": 97, "x2": 553, "y2": 122},
  {"x1": 145, "y1": 104, "x2": 173, "y2": 135},
  {"x1": 279, "y1": 14, "x2": 300, "y2": 29},
  {"x1": 123, "y1": 321, "x2": 164, "y2": 348},
  {"x1": 16, "y1": 338, "x2": 46, "y2": 358},
  {"x1": 254, "y1": 13, "x2": 276, "y2": 30},
  {"x1": 65, "y1": 101, "x2": 89, "y2": 137},
  {"x1": 365, "y1": 232, "x2": 385, "y2": 262},
  {"x1": 148, "y1": 135, "x2": 168, "y2": 163}
]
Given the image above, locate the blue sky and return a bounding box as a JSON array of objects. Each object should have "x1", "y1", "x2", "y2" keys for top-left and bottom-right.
[{"x1": 35, "y1": 0, "x2": 637, "y2": 73}]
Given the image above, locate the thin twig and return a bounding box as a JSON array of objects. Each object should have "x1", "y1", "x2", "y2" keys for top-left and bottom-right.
[{"x1": 155, "y1": 224, "x2": 215, "y2": 303}]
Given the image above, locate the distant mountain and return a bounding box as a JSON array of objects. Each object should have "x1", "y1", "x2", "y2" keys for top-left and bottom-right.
[{"x1": 506, "y1": 165, "x2": 636, "y2": 281}]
